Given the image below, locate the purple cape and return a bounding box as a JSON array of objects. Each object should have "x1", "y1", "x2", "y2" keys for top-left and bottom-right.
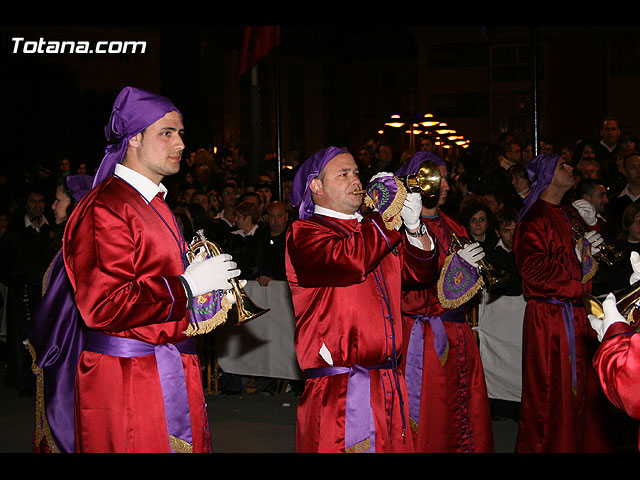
[
  {"x1": 290, "y1": 146, "x2": 348, "y2": 219},
  {"x1": 28, "y1": 174, "x2": 93, "y2": 453}
]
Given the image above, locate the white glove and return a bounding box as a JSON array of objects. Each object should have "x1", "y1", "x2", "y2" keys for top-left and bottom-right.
[
  {"x1": 588, "y1": 293, "x2": 626, "y2": 342},
  {"x1": 401, "y1": 192, "x2": 422, "y2": 231},
  {"x1": 369, "y1": 171, "x2": 394, "y2": 183},
  {"x1": 630, "y1": 251, "x2": 640, "y2": 285},
  {"x1": 181, "y1": 253, "x2": 240, "y2": 297},
  {"x1": 572, "y1": 199, "x2": 598, "y2": 226},
  {"x1": 584, "y1": 230, "x2": 603, "y2": 255},
  {"x1": 457, "y1": 241, "x2": 485, "y2": 267}
]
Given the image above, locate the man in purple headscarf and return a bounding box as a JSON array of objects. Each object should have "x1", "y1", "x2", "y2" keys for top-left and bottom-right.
[
  {"x1": 61, "y1": 86, "x2": 240, "y2": 453},
  {"x1": 513, "y1": 153, "x2": 614, "y2": 453},
  {"x1": 285, "y1": 146, "x2": 438, "y2": 453},
  {"x1": 395, "y1": 151, "x2": 495, "y2": 453}
]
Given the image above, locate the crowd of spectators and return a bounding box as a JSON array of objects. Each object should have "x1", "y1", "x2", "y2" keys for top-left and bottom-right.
[{"x1": 1, "y1": 115, "x2": 638, "y2": 400}]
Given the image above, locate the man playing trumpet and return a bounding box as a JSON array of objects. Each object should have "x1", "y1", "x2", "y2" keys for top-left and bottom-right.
[
  {"x1": 286, "y1": 146, "x2": 439, "y2": 453},
  {"x1": 396, "y1": 151, "x2": 495, "y2": 453}
]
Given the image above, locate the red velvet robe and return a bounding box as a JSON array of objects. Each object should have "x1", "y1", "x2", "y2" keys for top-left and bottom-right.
[
  {"x1": 400, "y1": 211, "x2": 494, "y2": 453},
  {"x1": 513, "y1": 199, "x2": 613, "y2": 453},
  {"x1": 63, "y1": 177, "x2": 210, "y2": 453},
  {"x1": 286, "y1": 212, "x2": 437, "y2": 453},
  {"x1": 593, "y1": 321, "x2": 640, "y2": 451}
]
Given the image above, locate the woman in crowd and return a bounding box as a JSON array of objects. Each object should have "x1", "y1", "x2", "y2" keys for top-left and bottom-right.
[
  {"x1": 459, "y1": 198, "x2": 498, "y2": 249},
  {"x1": 510, "y1": 164, "x2": 531, "y2": 200}
]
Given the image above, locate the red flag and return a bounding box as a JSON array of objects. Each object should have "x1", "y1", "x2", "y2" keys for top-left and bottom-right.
[{"x1": 237, "y1": 26, "x2": 280, "y2": 76}]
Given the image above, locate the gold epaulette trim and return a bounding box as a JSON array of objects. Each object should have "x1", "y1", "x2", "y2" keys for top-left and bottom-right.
[
  {"x1": 409, "y1": 417, "x2": 419, "y2": 434},
  {"x1": 170, "y1": 435, "x2": 193, "y2": 453},
  {"x1": 346, "y1": 438, "x2": 371, "y2": 453},
  {"x1": 440, "y1": 342, "x2": 449, "y2": 367},
  {"x1": 183, "y1": 295, "x2": 232, "y2": 336}
]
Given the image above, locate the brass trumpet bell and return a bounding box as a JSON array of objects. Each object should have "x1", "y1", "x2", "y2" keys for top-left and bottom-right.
[
  {"x1": 571, "y1": 223, "x2": 624, "y2": 268},
  {"x1": 596, "y1": 243, "x2": 625, "y2": 268},
  {"x1": 397, "y1": 159, "x2": 442, "y2": 208},
  {"x1": 449, "y1": 232, "x2": 511, "y2": 292},
  {"x1": 188, "y1": 230, "x2": 270, "y2": 327},
  {"x1": 583, "y1": 279, "x2": 640, "y2": 323}
]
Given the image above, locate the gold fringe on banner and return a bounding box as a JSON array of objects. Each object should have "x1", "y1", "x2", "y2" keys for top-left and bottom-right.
[
  {"x1": 183, "y1": 294, "x2": 232, "y2": 336},
  {"x1": 437, "y1": 253, "x2": 483, "y2": 310},
  {"x1": 363, "y1": 178, "x2": 408, "y2": 231},
  {"x1": 576, "y1": 239, "x2": 598, "y2": 284}
]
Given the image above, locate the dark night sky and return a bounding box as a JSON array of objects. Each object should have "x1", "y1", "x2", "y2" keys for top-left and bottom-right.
[{"x1": 0, "y1": 24, "x2": 419, "y2": 177}]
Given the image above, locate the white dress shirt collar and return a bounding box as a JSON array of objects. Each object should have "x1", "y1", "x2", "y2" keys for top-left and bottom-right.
[
  {"x1": 314, "y1": 204, "x2": 363, "y2": 221},
  {"x1": 496, "y1": 238, "x2": 511, "y2": 252},
  {"x1": 231, "y1": 224, "x2": 259, "y2": 237},
  {"x1": 618, "y1": 184, "x2": 640, "y2": 202},
  {"x1": 114, "y1": 163, "x2": 168, "y2": 203},
  {"x1": 24, "y1": 213, "x2": 48, "y2": 231}
]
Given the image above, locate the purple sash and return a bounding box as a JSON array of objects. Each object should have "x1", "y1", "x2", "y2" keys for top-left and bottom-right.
[
  {"x1": 403, "y1": 308, "x2": 466, "y2": 433},
  {"x1": 541, "y1": 298, "x2": 578, "y2": 396},
  {"x1": 84, "y1": 330, "x2": 197, "y2": 453},
  {"x1": 306, "y1": 362, "x2": 392, "y2": 453}
]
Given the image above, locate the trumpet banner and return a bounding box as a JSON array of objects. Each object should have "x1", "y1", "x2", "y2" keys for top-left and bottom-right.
[
  {"x1": 437, "y1": 252, "x2": 483, "y2": 309},
  {"x1": 183, "y1": 246, "x2": 231, "y2": 336},
  {"x1": 363, "y1": 175, "x2": 407, "y2": 231},
  {"x1": 576, "y1": 235, "x2": 598, "y2": 284}
]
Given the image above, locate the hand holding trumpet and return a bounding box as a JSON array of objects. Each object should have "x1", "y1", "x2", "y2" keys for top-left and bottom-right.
[
  {"x1": 588, "y1": 293, "x2": 627, "y2": 342},
  {"x1": 181, "y1": 251, "x2": 240, "y2": 297}
]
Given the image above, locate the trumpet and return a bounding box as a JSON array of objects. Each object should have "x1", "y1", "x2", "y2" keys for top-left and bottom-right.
[
  {"x1": 397, "y1": 159, "x2": 442, "y2": 208},
  {"x1": 583, "y1": 279, "x2": 640, "y2": 323},
  {"x1": 188, "y1": 230, "x2": 270, "y2": 327},
  {"x1": 571, "y1": 223, "x2": 623, "y2": 268},
  {"x1": 354, "y1": 160, "x2": 443, "y2": 207},
  {"x1": 449, "y1": 232, "x2": 511, "y2": 292}
]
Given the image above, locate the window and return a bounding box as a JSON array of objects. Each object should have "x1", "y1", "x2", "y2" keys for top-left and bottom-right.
[
  {"x1": 610, "y1": 39, "x2": 640, "y2": 77},
  {"x1": 491, "y1": 44, "x2": 542, "y2": 83},
  {"x1": 428, "y1": 43, "x2": 488, "y2": 68}
]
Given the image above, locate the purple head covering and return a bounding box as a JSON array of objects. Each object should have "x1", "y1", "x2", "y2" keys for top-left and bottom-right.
[
  {"x1": 93, "y1": 86, "x2": 181, "y2": 187},
  {"x1": 290, "y1": 146, "x2": 348, "y2": 219},
  {"x1": 518, "y1": 153, "x2": 559, "y2": 221},
  {"x1": 64, "y1": 174, "x2": 94, "y2": 202},
  {"x1": 395, "y1": 151, "x2": 444, "y2": 177}
]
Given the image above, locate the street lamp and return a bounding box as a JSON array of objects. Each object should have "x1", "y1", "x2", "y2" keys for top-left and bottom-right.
[
  {"x1": 380, "y1": 113, "x2": 470, "y2": 157},
  {"x1": 382, "y1": 113, "x2": 443, "y2": 153}
]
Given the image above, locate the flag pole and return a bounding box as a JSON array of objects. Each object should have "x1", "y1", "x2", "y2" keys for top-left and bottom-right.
[
  {"x1": 274, "y1": 46, "x2": 283, "y2": 202},
  {"x1": 249, "y1": 65, "x2": 262, "y2": 186},
  {"x1": 531, "y1": 25, "x2": 540, "y2": 157}
]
